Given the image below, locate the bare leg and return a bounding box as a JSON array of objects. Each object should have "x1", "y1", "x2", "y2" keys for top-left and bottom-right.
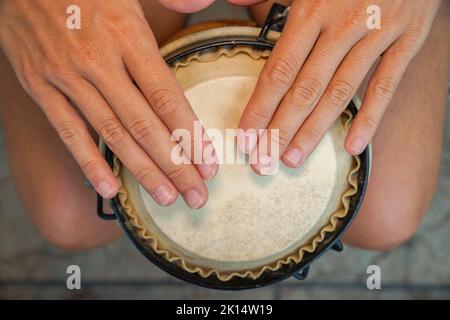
[
  {"x1": 251, "y1": 1, "x2": 450, "y2": 250},
  {"x1": 0, "y1": 1, "x2": 186, "y2": 251},
  {"x1": 342, "y1": 2, "x2": 450, "y2": 250}
]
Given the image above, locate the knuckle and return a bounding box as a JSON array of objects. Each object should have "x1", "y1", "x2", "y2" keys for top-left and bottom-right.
[
  {"x1": 358, "y1": 114, "x2": 378, "y2": 131},
  {"x1": 149, "y1": 88, "x2": 179, "y2": 117},
  {"x1": 289, "y1": 78, "x2": 323, "y2": 109},
  {"x1": 166, "y1": 165, "x2": 190, "y2": 183},
  {"x1": 273, "y1": 128, "x2": 291, "y2": 149},
  {"x1": 106, "y1": 14, "x2": 145, "y2": 49},
  {"x1": 21, "y1": 71, "x2": 46, "y2": 95},
  {"x1": 340, "y1": 4, "x2": 366, "y2": 32},
  {"x1": 245, "y1": 106, "x2": 273, "y2": 124},
  {"x1": 405, "y1": 22, "x2": 425, "y2": 41},
  {"x1": 301, "y1": 125, "x2": 322, "y2": 143},
  {"x1": 17, "y1": 62, "x2": 47, "y2": 96},
  {"x1": 128, "y1": 117, "x2": 156, "y2": 143},
  {"x1": 390, "y1": 35, "x2": 418, "y2": 59},
  {"x1": 106, "y1": 15, "x2": 135, "y2": 40},
  {"x1": 57, "y1": 123, "x2": 82, "y2": 148},
  {"x1": 326, "y1": 80, "x2": 354, "y2": 108},
  {"x1": 134, "y1": 165, "x2": 157, "y2": 183},
  {"x1": 77, "y1": 44, "x2": 108, "y2": 71},
  {"x1": 297, "y1": 0, "x2": 326, "y2": 21},
  {"x1": 98, "y1": 118, "x2": 126, "y2": 147},
  {"x1": 371, "y1": 76, "x2": 396, "y2": 102},
  {"x1": 43, "y1": 56, "x2": 76, "y2": 83},
  {"x1": 80, "y1": 159, "x2": 101, "y2": 176},
  {"x1": 266, "y1": 56, "x2": 297, "y2": 88}
]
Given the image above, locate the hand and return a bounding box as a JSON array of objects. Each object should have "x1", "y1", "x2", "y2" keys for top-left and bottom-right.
[
  {"x1": 0, "y1": 0, "x2": 218, "y2": 209},
  {"x1": 238, "y1": 0, "x2": 442, "y2": 173}
]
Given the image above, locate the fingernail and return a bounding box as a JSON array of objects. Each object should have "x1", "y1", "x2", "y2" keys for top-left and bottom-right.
[
  {"x1": 259, "y1": 154, "x2": 272, "y2": 166},
  {"x1": 153, "y1": 185, "x2": 176, "y2": 206},
  {"x1": 349, "y1": 137, "x2": 365, "y2": 154},
  {"x1": 237, "y1": 130, "x2": 257, "y2": 154},
  {"x1": 283, "y1": 148, "x2": 303, "y2": 167},
  {"x1": 201, "y1": 144, "x2": 219, "y2": 180},
  {"x1": 97, "y1": 181, "x2": 115, "y2": 199},
  {"x1": 183, "y1": 189, "x2": 206, "y2": 209},
  {"x1": 197, "y1": 163, "x2": 218, "y2": 180},
  {"x1": 255, "y1": 154, "x2": 275, "y2": 176}
]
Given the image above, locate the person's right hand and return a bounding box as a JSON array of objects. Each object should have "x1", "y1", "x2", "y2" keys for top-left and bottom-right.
[{"x1": 0, "y1": 0, "x2": 218, "y2": 209}]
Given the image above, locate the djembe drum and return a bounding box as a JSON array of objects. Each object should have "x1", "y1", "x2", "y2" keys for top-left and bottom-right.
[{"x1": 98, "y1": 4, "x2": 370, "y2": 290}]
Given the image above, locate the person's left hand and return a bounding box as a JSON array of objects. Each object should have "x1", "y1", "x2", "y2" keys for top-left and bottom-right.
[{"x1": 237, "y1": 0, "x2": 442, "y2": 174}]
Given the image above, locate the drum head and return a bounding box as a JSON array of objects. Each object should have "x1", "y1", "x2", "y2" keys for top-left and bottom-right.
[{"x1": 112, "y1": 27, "x2": 361, "y2": 282}]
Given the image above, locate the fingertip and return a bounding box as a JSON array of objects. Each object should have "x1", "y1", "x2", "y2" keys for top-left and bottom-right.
[
  {"x1": 96, "y1": 180, "x2": 118, "y2": 199},
  {"x1": 282, "y1": 148, "x2": 303, "y2": 168},
  {"x1": 250, "y1": 163, "x2": 260, "y2": 175},
  {"x1": 281, "y1": 156, "x2": 300, "y2": 169},
  {"x1": 236, "y1": 129, "x2": 257, "y2": 154},
  {"x1": 153, "y1": 185, "x2": 178, "y2": 207},
  {"x1": 345, "y1": 136, "x2": 365, "y2": 155},
  {"x1": 197, "y1": 144, "x2": 220, "y2": 180},
  {"x1": 251, "y1": 154, "x2": 279, "y2": 176},
  {"x1": 209, "y1": 163, "x2": 219, "y2": 180},
  {"x1": 197, "y1": 163, "x2": 219, "y2": 180},
  {"x1": 183, "y1": 188, "x2": 208, "y2": 209},
  {"x1": 195, "y1": 196, "x2": 208, "y2": 210},
  {"x1": 167, "y1": 192, "x2": 179, "y2": 206}
]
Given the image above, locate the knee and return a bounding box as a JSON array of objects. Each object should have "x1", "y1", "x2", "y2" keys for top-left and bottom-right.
[
  {"x1": 349, "y1": 218, "x2": 421, "y2": 251},
  {"x1": 343, "y1": 152, "x2": 439, "y2": 251},
  {"x1": 34, "y1": 207, "x2": 95, "y2": 252},
  {"x1": 38, "y1": 230, "x2": 92, "y2": 252},
  {"x1": 31, "y1": 195, "x2": 113, "y2": 252},
  {"x1": 343, "y1": 193, "x2": 428, "y2": 251}
]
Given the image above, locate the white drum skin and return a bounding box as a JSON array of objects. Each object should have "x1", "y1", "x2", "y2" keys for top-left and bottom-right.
[{"x1": 117, "y1": 40, "x2": 359, "y2": 274}]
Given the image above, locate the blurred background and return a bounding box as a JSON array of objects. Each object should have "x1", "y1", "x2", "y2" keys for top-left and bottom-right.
[{"x1": 1, "y1": 1, "x2": 449, "y2": 299}]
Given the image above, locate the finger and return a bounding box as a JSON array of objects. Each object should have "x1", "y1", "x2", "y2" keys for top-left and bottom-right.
[
  {"x1": 121, "y1": 27, "x2": 218, "y2": 180},
  {"x1": 237, "y1": 0, "x2": 322, "y2": 153},
  {"x1": 345, "y1": 36, "x2": 418, "y2": 155},
  {"x1": 282, "y1": 29, "x2": 402, "y2": 167},
  {"x1": 51, "y1": 77, "x2": 179, "y2": 207},
  {"x1": 88, "y1": 70, "x2": 209, "y2": 209},
  {"x1": 252, "y1": 24, "x2": 367, "y2": 172},
  {"x1": 249, "y1": 128, "x2": 281, "y2": 176},
  {"x1": 32, "y1": 84, "x2": 118, "y2": 199}
]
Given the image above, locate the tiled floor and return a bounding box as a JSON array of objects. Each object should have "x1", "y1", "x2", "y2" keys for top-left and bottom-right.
[{"x1": 0, "y1": 2, "x2": 449, "y2": 299}]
